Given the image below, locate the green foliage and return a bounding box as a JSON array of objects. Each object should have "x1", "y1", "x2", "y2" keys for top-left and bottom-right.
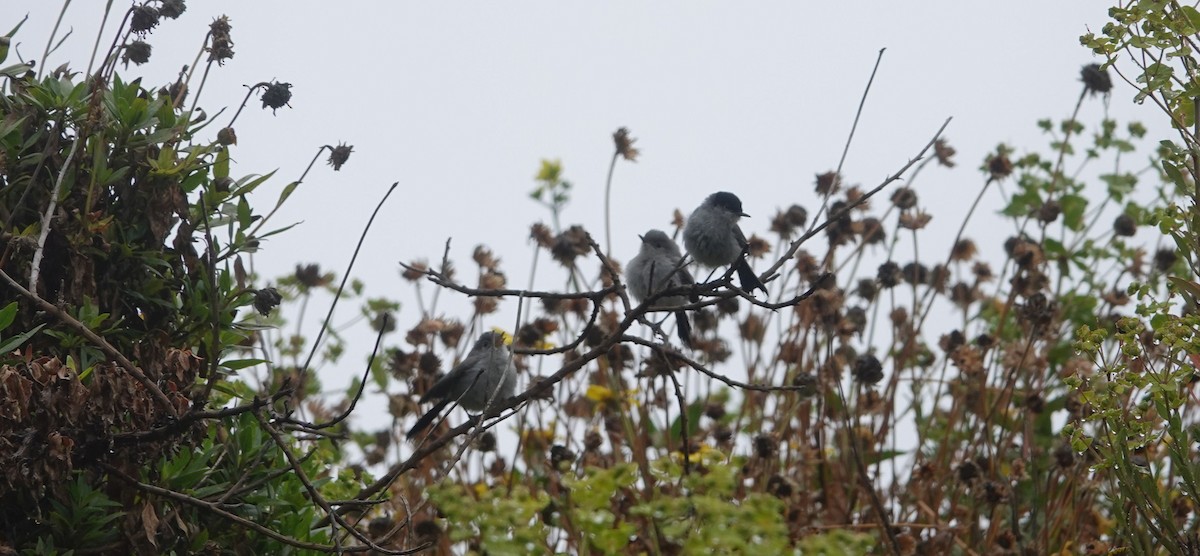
[
  {"x1": 0, "y1": 3, "x2": 363, "y2": 554},
  {"x1": 44, "y1": 475, "x2": 123, "y2": 550},
  {"x1": 427, "y1": 458, "x2": 863, "y2": 555}
]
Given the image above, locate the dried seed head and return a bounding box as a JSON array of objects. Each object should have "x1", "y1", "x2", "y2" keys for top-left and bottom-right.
[
  {"x1": 929, "y1": 264, "x2": 950, "y2": 292},
  {"x1": 217, "y1": 127, "x2": 237, "y2": 146},
  {"x1": 612, "y1": 127, "x2": 639, "y2": 161},
  {"x1": 261, "y1": 81, "x2": 293, "y2": 113},
  {"x1": 550, "y1": 444, "x2": 576, "y2": 469},
  {"x1": 253, "y1": 287, "x2": 282, "y2": 316},
  {"x1": 753, "y1": 434, "x2": 776, "y2": 459},
  {"x1": 413, "y1": 520, "x2": 442, "y2": 544},
  {"x1": 1053, "y1": 443, "x2": 1075, "y2": 468},
  {"x1": 371, "y1": 312, "x2": 395, "y2": 333},
  {"x1": 712, "y1": 424, "x2": 733, "y2": 445},
  {"x1": 859, "y1": 217, "x2": 886, "y2": 245},
  {"x1": 1113, "y1": 213, "x2": 1136, "y2": 237},
  {"x1": 934, "y1": 138, "x2": 956, "y2": 167},
  {"x1": 814, "y1": 171, "x2": 841, "y2": 195},
  {"x1": 130, "y1": 5, "x2": 161, "y2": 35},
  {"x1": 401, "y1": 260, "x2": 427, "y2": 281},
  {"x1": 982, "y1": 481, "x2": 1007, "y2": 505},
  {"x1": 417, "y1": 352, "x2": 440, "y2": 375},
  {"x1": 972, "y1": 262, "x2": 993, "y2": 282},
  {"x1": 473, "y1": 296, "x2": 499, "y2": 314},
  {"x1": 957, "y1": 460, "x2": 980, "y2": 482},
  {"x1": 842, "y1": 306, "x2": 866, "y2": 336},
  {"x1": 1081, "y1": 63, "x2": 1112, "y2": 95},
  {"x1": 473, "y1": 245, "x2": 499, "y2": 270},
  {"x1": 824, "y1": 201, "x2": 855, "y2": 247},
  {"x1": 987, "y1": 149, "x2": 1013, "y2": 180},
  {"x1": 476, "y1": 432, "x2": 497, "y2": 452},
  {"x1": 551, "y1": 225, "x2": 591, "y2": 265},
  {"x1": 716, "y1": 297, "x2": 740, "y2": 315},
  {"x1": 294, "y1": 263, "x2": 326, "y2": 288},
  {"x1": 877, "y1": 261, "x2": 902, "y2": 288},
  {"x1": 703, "y1": 402, "x2": 726, "y2": 421},
  {"x1": 852, "y1": 354, "x2": 884, "y2": 385},
  {"x1": 898, "y1": 211, "x2": 931, "y2": 230},
  {"x1": 1018, "y1": 292, "x2": 1055, "y2": 328},
  {"x1": 530, "y1": 222, "x2": 554, "y2": 248},
  {"x1": 739, "y1": 314, "x2": 766, "y2": 343},
  {"x1": 939, "y1": 330, "x2": 966, "y2": 353},
  {"x1": 1155, "y1": 248, "x2": 1178, "y2": 272},
  {"x1": 746, "y1": 234, "x2": 770, "y2": 259},
  {"x1": 162, "y1": 79, "x2": 187, "y2": 105},
  {"x1": 855, "y1": 278, "x2": 877, "y2": 301},
  {"x1": 122, "y1": 40, "x2": 152, "y2": 66},
  {"x1": 479, "y1": 271, "x2": 506, "y2": 290},
  {"x1": 584, "y1": 430, "x2": 603, "y2": 452},
  {"x1": 388, "y1": 349, "x2": 417, "y2": 379},
  {"x1": 160, "y1": 0, "x2": 187, "y2": 19},
  {"x1": 1037, "y1": 199, "x2": 1061, "y2": 223},
  {"x1": 950, "y1": 282, "x2": 976, "y2": 308},
  {"x1": 439, "y1": 321, "x2": 465, "y2": 348},
  {"x1": 765, "y1": 474, "x2": 796, "y2": 498},
  {"x1": 208, "y1": 16, "x2": 235, "y2": 65},
  {"x1": 902, "y1": 262, "x2": 928, "y2": 285},
  {"x1": 693, "y1": 308, "x2": 718, "y2": 333},
  {"x1": 951, "y1": 238, "x2": 977, "y2": 261},
  {"x1": 1024, "y1": 393, "x2": 1045, "y2": 413},
  {"x1": 769, "y1": 204, "x2": 808, "y2": 239},
  {"x1": 327, "y1": 142, "x2": 353, "y2": 171},
  {"x1": 890, "y1": 187, "x2": 918, "y2": 210},
  {"x1": 784, "y1": 204, "x2": 808, "y2": 227}
]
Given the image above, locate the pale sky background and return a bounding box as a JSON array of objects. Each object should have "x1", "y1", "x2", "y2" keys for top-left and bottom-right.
[{"x1": 10, "y1": 2, "x2": 1167, "y2": 440}]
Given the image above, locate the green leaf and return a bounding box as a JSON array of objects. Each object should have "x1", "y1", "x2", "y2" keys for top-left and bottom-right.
[
  {"x1": 214, "y1": 146, "x2": 230, "y2": 180},
  {"x1": 0, "y1": 301, "x2": 16, "y2": 331},
  {"x1": 0, "y1": 15, "x2": 28, "y2": 64},
  {"x1": 1059, "y1": 193, "x2": 1087, "y2": 231},
  {"x1": 0, "y1": 323, "x2": 46, "y2": 354},
  {"x1": 273, "y1": 179, "x2": 299, "y2": 209},
  {"x1": 1181, "y1": 6, "x2": 1200, "y2": 34},
  {"x1": 668, "y1": 401, "x2": 704, "y2": 442},
  {"x1": 220, "y1": 358, "x2": 267, "y2": 371}
]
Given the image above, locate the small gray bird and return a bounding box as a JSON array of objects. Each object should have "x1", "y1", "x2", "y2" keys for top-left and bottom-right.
[
  {"x1": 626, "y1": 229, "x2": 697, "y2": 347},
  {"x1": 407, "y1": 331, "x2": 517, "y2": 439},
  {"x1": 683, "y1": 191, "x2": 767, "y2": 294}
]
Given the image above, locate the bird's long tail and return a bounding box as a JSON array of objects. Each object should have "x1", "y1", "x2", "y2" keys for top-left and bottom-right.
[
  {"x1": 734, "y1": 256, "x2": 767, "y2": 295},
  {"x1": 406, "y1": 399, "x2": 450, "y2": 440},
  {"x1": 674, "y1": 310, "x2": 693, "y2": 348}
]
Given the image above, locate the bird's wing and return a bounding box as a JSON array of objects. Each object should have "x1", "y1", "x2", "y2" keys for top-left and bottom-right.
[
  {"x1": 734, "y1": 224, "x2": 750, "y2": 250},
  {"x1": 421, "y1": 357, "x2": 484, "y2": 403}
]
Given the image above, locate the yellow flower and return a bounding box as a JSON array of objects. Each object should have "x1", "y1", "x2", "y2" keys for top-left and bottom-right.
[
  {"x1": 473, "y1": 482, "x2": 489, "y2": 497},
  {"x1": 586, "y1": 385, "x2": 614, "y2": 403}
]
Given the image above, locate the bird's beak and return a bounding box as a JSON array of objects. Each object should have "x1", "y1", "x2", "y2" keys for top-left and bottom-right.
[
  {"x1": 490, "y1": 328, "x2": 512, "y2": 347},
  {"x1": 637, "y1": 234, "x2": 645, "y2": 242},
  {"x1": 740, "y1": 212, "x2": 751, "y2": 218}
]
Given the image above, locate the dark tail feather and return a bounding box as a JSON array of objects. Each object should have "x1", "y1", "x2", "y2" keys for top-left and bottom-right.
[
  {"x1": 734, "y1": 257, "x2": 767, "y2": 295},
  {"x1": 406, "y1": 399, "x2": 450, "y2": 440},
  {"x1": 674, "y1": 310, "x2": 693, "y2": 348}
]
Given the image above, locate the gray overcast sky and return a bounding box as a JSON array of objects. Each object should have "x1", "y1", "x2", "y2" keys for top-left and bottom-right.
[{"x1": 10, "y1": 2, "x2": 1165, "y2": 421}]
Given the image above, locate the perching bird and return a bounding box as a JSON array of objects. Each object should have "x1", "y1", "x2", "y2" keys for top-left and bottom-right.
[
  {"x1": 406, "y1": 331, "x2": 517, "y2": 439},
  {"x1": 683, "y1": 191, "x2": 767, "y2": 294},
  {"x1": 626, "y1": 229, "x2": 697, "y2": 347}
]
